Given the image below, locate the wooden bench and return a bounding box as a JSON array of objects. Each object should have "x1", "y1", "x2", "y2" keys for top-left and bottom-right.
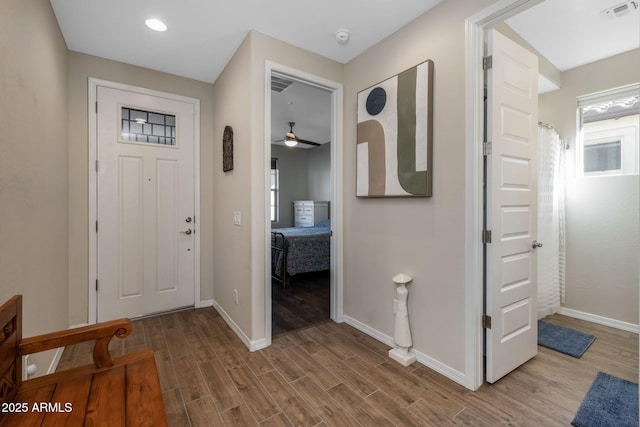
[{"x1": 0, "y1": 295, "x2": 168, "y2": 426}]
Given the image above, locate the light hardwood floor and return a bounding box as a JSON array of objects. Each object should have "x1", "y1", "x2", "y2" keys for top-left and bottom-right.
[{"x1": 57, "y1": 311, "x2": 638, "y2": 426}]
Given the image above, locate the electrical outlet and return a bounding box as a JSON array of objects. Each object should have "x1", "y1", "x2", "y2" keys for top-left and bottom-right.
[{"x1": 234, "y1": 289, "x2": 239, "y2": 305}]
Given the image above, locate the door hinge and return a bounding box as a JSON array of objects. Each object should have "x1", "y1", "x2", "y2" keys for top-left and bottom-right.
[
  {"x1": 483, "y1": 55, "x2": 493, "y2": 70},
  {"x1": 96, "y1": 279, "x2": 99, "y2": 292},
  {"x1": 95, "y1": 221, "x2": 98, "y2": 233},
  {"x1": 482, "y1": 314, "x2": 492, "y2": 329},
  {"x1": 95, "y1": 101, "x2": 98, "y2": 114},
  {"x1": 482, "y1": 229, "x2": 492, "y2": 243},
  {"x1": 95, "y1": 159, "x2": 99, "y2": 173},
  {"x1": 483, "y1": 141, "x2": 492, "y2": 156}
]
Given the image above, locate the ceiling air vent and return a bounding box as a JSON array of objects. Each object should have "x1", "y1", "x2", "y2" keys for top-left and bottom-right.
[
  {"x1": 601, "y1": 1, "x2": 638, "y2": 18},
  {"x1": 271, "y1": 75, "x2": 294, "y2": 93}
]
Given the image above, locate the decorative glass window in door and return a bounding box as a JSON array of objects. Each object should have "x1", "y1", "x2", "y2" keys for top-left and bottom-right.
[{"x1": 121, "y1": 107, "x2": 176, "y2": 145}]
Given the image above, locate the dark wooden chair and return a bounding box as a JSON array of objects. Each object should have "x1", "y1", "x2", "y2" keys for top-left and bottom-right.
[{"x1": 0, "y1": 295, "x2": 167, "y2": 426}]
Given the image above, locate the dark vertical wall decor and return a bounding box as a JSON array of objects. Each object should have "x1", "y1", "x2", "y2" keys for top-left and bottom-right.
[{"x1": 223, "y1": 125, "x2": 233, "y2": 172}]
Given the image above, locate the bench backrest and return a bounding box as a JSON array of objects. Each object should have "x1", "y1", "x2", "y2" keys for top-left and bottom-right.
[{"x1": 0, "y1": 295, "x2": 22, "y2": 410}]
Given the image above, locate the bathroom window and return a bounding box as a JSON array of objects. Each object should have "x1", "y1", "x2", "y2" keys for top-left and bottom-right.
[
  {"x1": 583, "y1": 139, "x2": 621, "y2": 174},
  {"x1": 578, "y1": 85, "x2": 639, "y2": 177},
  {"x1": 121, "y1": 107, "x2": 176, "y2": 146}
]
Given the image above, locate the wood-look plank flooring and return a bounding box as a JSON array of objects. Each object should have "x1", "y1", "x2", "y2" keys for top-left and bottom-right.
[
  {"x1": 272, "y1": 271, "x2": 330, "y2": 337},
  {"x1": 57, "y1": 312, "x2": 638, "y2": 426}
]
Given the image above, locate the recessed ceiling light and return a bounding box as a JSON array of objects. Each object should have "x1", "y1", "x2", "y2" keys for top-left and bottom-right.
[{"x1": 145, "y1": 18, "x2": 167, "y2": 32}]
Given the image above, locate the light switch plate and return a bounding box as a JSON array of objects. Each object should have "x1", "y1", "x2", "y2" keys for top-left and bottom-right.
[{"x1": 233, "y1": 211, "x2": 241, "y2": 226}]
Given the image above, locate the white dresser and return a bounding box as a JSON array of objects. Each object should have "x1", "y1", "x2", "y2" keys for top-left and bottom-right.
[{"x1": 293, "y1": 201, "x2": 329, "y2": 227}]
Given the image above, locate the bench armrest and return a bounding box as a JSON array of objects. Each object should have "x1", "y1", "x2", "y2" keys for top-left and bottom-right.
[{"x1": 19, "y1": 319, "x2": 132, "y2": 369}]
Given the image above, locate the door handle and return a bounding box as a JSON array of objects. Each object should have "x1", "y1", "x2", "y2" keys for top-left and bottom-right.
[
  {"x1": 181, "y1": 229, "x2": 193, "y2": 235},
  {"x1": 185, "y1": 217, "x2": 192, "y2": 223},
  {"x1": 532, "y1": 240, "x2": 543, "y2": 249}
]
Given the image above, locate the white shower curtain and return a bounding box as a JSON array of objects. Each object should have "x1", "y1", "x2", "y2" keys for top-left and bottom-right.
[{"x1": 537, "y1": 123, "x2": 565, "y2": 319}]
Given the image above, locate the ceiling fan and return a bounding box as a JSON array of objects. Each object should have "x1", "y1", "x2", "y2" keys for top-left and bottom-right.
[{"x1": 276, "y1": 122, "x2": 321, "y2": 147}]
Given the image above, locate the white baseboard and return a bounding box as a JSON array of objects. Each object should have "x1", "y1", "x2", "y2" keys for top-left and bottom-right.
[
  {"x1": 199, "y1": 299, "x2": 214, "y2": 308},
  {"x1": 343, "y1": 315, "x2": 394, "y2": 347},
  {"x1": 343, "y1": 315, "x2": 466, "y2": 387},
  {"x1": 251, "y1": 338, "x2": 269, "y2": 351},
  {"x1": 558, "y1": 307, "x2": 639, "y2": 333},
  {"x1": 212, "y1": 300, "x2": 266, "y2": 352}
]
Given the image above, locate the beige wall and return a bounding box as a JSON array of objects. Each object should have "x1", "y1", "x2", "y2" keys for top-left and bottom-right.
[
  {"x1": 0, "y1": 0, "x2": 68, "y2": 375},
  {"x1": 307, "y1": 144, "x2": 331, "y2": 202},
  {"x1": 249, "y1": 32, "x2": 343, "y2": 339},
  {"x1": 211, "y1": 35, "x2": 254, "y2": 336},
  {"x1": 343, "y1": 0, "x2": 495, "y2": 375},
  {"x1": 539, "y1": 49, "x2": 640, "y2": 325},
  {"x1": 67, "y1": 52, "x2": 215, "y2": 325},
  {"x1": 212, "y1": 31, "x2": 343, "y2": 341}
]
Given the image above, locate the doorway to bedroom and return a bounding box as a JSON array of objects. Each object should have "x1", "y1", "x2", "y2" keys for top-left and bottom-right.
[{"x1": 265, "y1": 65, "x2": 343, "y2": 339}]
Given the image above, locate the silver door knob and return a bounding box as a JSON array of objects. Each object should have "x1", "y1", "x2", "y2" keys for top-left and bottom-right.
[
  {"x1": 181, "y1": 229, "x2": 193, "y2": 235},
  {"x1": 532, "y1": 240, "x2": 543, "y2": 249}
]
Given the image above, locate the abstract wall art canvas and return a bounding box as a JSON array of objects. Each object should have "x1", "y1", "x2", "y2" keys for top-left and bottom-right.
[{"x1": 356, "y1": 60, "x2": 433, "y2": 197}]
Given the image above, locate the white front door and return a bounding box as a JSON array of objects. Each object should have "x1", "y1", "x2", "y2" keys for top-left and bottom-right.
[
  {"x1": 96, "y1": 85, "x2": 196, "y2": 321},
  {"x1": 485, "y1": 29, "x2": 539, "y2": 383}
]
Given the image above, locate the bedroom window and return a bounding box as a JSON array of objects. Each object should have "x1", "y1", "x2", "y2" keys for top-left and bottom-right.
[
  {"x1": 271, "y1": 158, "x2": 279, "y2": 222},
  {"x1": 578, "y1": 85, "x2": 639, "y2": 177}
]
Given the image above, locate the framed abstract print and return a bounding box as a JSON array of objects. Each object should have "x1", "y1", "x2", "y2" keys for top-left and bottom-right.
[{"x1": 356, "y1": 60, "x2": 434, "y2": 197}]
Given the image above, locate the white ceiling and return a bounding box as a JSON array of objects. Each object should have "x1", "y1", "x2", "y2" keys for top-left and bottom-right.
[
  {"x1": 50, "y1": 0, "x2": 443, "y2": 84},
  {"x1": 506, "y1": 0, "x2": 639, "y2": 71},
  {"x1": 50, "y1": 0, "x2": 639, "y2": 148}
]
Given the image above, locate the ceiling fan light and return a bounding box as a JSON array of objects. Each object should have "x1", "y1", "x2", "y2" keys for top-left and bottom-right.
[{"x1": 284, "y1": 132, "x2": 298, "y2": 147}]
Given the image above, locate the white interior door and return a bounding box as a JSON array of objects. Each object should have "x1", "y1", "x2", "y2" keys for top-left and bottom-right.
[
  {"x1": 97, "y1": 86, "x2": 196, "y2": 321},
  {"x1": 485, "y1": 29, "x2": 539, "y2": 383}
]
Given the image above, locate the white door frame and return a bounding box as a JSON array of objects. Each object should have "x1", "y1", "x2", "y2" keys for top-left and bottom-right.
[
  {"x1": 464, "y1": 0, "x2": 544, "y2": 390},
  {"x1": 263, "y1": 61, "x2": 344, "y2": 347},
  {"x1": 88, "y1": 78, "x2": 201, "y2": 324}
]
